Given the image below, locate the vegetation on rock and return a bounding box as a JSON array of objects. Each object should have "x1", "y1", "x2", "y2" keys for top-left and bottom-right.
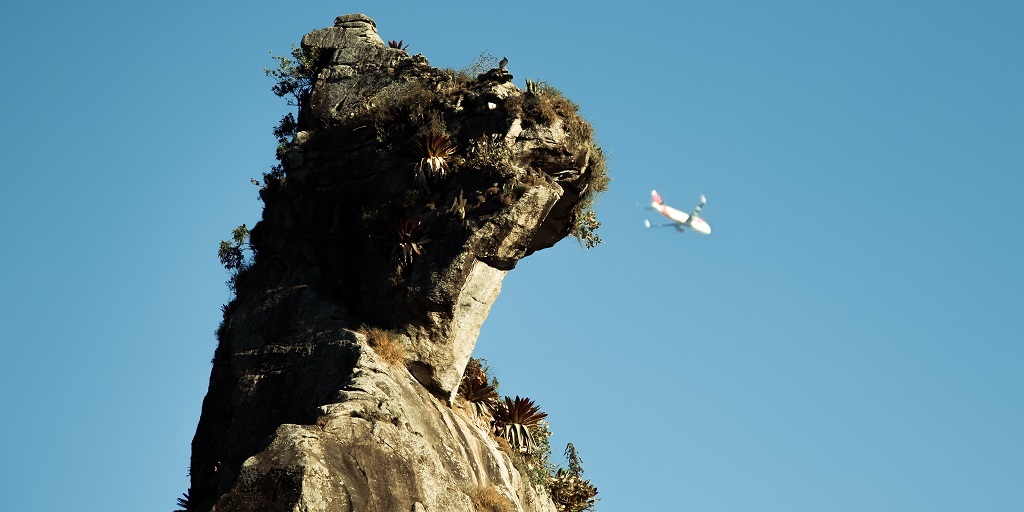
[
  {"x1": 416, "y1": 133, "x2": 457, "y2": 190},
  {"x1": 549, "y1": 443, "x2": 599, "y2": 512},
  {"x1": 463, "y1": 484, "x2": 516, "y2": 512},
  {"x1": 391, "y1": 217, "x2": 432, "y2": 269},
  {"x1": 200, "y1": 20, "x2": 606, "y2": 509},
  {"x1": 493, "y1": 395, "x2": 548, "y2": 454},
  {"x1": 264, "y1": 44, "x2": 321, "y2": 106},
  {"x1": 358, "y1": 326, "x2": 408, "y2": 366},
  {"x1": 217, "y1": 224, "x2": 252, "y2": 294},
  {"x1": 459, "y1": 357, "x2": 500, "y2": 418}
]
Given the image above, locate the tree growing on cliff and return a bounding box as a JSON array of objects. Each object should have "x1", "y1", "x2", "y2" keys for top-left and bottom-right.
[
  {"x1": 217, "y1": 224, "x2": 252, "y2": 293},
  {"x1": 264, "y1": 44, "x2": 321, "y2": 106}
]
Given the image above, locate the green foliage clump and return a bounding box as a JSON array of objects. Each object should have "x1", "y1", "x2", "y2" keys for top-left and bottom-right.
[
  {"x1": 264, "y1": 44, "x2": 322, "y2": 106},
  {"x1": 507, "y1": 79, "x2": 609, "y2": 248},
  {"x1": 549, "y1": 443, "x2": 599, "y2": 512},
  {"x1": 218, "y1": 224, "x2": 253, "y2": 293},
  {"x1": 262, "y1": 44, "x2": 321, "y2": 183},
  {"x1": 574, "y1": 205, "x2": 604, "y2": 249},
  {"x1": 524, "y1": 420, "x2": 555, "y2": 488},
  {"x1": 464, "y1": 360, "x2": 598, "y2": 503},
  {"x1": 468, "y1": 134, "x2": 515, "y2": 168}
]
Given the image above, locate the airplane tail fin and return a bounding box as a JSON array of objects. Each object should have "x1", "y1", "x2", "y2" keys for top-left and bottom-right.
[{"x1": 651, "y1": 190, "x2": 663, "y2": 205}]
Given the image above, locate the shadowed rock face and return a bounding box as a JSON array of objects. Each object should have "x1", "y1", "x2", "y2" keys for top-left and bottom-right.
[{"x1": 187, "y1": 13, "x2": 602, "y2": 512}]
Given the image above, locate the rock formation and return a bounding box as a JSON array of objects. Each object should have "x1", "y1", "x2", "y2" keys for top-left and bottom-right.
[{"x1": 186, "y1": 13, "x2": 606, "y2": 512}]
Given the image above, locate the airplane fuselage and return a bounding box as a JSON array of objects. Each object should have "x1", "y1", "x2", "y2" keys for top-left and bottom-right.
[{"x1": 653, "y1": 202, "x2": 712, "y2": 235}]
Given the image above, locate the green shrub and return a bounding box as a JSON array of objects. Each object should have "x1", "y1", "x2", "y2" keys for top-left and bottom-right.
[
  {"x1": 217, "y1": 224, "x2": 253, "y2": 293},
  {"x1": 549, "y1": 443, "x2": 598, "y2": 512},
  {"x1": 264, "y1": 44, "x2": 321, "y2": 106}
]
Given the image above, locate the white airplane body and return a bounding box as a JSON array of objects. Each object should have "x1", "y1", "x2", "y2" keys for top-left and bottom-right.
[{"x1": 645, "y1": 190, "x2": 712, "y2": 235}]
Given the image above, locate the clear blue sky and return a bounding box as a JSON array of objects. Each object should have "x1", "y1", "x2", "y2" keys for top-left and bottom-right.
[{"x1": 2, "y1": 1, "x2": 1021, "y2": 511}]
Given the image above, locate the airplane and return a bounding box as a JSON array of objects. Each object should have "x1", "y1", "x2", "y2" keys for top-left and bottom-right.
[{"x1": 644, "y1": 190, "x2": 712, "y2": 235}]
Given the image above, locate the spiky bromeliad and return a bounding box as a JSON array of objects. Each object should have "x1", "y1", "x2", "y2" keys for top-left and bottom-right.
[
  {"x1": 416, "y1": 134, "x2": 457, "y2": 190},
  {"x1": 493, "y1": 395, "x2": 548, "y2": 453}
]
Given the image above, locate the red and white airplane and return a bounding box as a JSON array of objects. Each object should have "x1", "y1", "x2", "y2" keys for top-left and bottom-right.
[{"x1": 644, "y1": 190, "x2": 712, "y2": 235}]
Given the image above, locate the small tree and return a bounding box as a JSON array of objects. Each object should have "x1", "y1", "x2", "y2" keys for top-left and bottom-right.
[
  {"x1": 217, "y1": 224, "x2": 253, "y2": 293},
  {"x1": 264, "y1": 44, "x2": 321, "y2": 106}
]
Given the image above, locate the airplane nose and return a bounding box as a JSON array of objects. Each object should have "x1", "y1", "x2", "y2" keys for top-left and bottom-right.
[{"x1": 693, "y1": 218, "x2": 712, "y2": 235}]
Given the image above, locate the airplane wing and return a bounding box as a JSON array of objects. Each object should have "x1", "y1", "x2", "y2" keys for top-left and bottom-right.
[{"x1": 692, "y1": 194, "x2": 706, "y2": 216}]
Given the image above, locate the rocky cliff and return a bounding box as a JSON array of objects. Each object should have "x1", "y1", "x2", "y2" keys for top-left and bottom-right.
[{"x1": 186, "y1": 14, "x2": 606, "y2": 512}]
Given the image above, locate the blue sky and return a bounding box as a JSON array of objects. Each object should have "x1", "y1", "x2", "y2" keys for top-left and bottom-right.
[{"x1": 2, "y1": 1, "x2": 1021, "y2": 511}]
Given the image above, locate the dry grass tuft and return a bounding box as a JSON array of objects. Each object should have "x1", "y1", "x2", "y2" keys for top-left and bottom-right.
[
  {"x1": 359, "y1": 326, "x2": 408, "y2": 366},
  {"x1": 463, "y1": 485, "x2": 515, "y2": 512}
]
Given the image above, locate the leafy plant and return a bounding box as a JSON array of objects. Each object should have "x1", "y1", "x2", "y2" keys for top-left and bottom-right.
[
  {"x1": 218, "y1": 224, "x2": 253, "y2": 293},
  {"x1": 493, "y1": 396, "x2": 548, "y2": 453},
  {"x1": 549, "y1": 443, "x2": 598, "y2": 512},
  {"x1": 416, "y1": 133, "x2": 457, "y2": 190},
  {"x1": 459, "y1": 358, "x2": 499, "y2": 418},
  {"x1": 526, "y1": 82, "x2": 609, "y2": 249},
  {"x1": 264, "y1": 44, "x2": 321, "y2": 106},
  {"x1": 262, "y1": 44, "x2": 319, "y2": 183},
  {"x1": 574, "y1": 209, "x2": 603, "y2": 249},
  {"x1": 387, "y1": 39, "x2": 409, "y2": 51},
  {"x1": 392, "y1": 218, "x2": 431, "y2": 268},
  {"x1": 465, "y1": 134, "x2": 516, "y2": 176}
]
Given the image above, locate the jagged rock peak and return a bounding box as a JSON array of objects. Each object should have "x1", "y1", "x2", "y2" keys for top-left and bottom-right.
[{"x1": 186, "y1": 13, "x2": 606, "y2": 512}]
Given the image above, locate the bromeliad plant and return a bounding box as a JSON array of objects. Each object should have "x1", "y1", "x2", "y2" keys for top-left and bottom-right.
[
  {"x1": 392, "y1": 218, "x2": 431, "y2": 268},
  {"x1": 416, "y1": 133, "x2": 457, "y2": 190},
  {"x1": 387, "y1": 39, "x2": 409, "y2": 51},
  {"x1": 493, "y1": 396, "x2": 548, "y2": 453},
  {"x1": 459, "y1": 358, "x2": 499, "y2": 418}
]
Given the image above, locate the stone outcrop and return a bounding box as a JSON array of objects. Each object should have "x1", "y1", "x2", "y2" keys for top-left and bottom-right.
[{"x1": 186, "y1": 13, "x2": 605, "y2": 512}]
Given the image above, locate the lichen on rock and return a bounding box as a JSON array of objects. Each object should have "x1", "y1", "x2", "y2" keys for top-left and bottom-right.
[{"x1": 187, "y1": 13, "x2": 605, "y2": 512}]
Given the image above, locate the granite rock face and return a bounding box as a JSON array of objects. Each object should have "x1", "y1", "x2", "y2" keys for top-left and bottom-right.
[{"x1": 187, "y1": 13, "x2": 604, "y2": 512}]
